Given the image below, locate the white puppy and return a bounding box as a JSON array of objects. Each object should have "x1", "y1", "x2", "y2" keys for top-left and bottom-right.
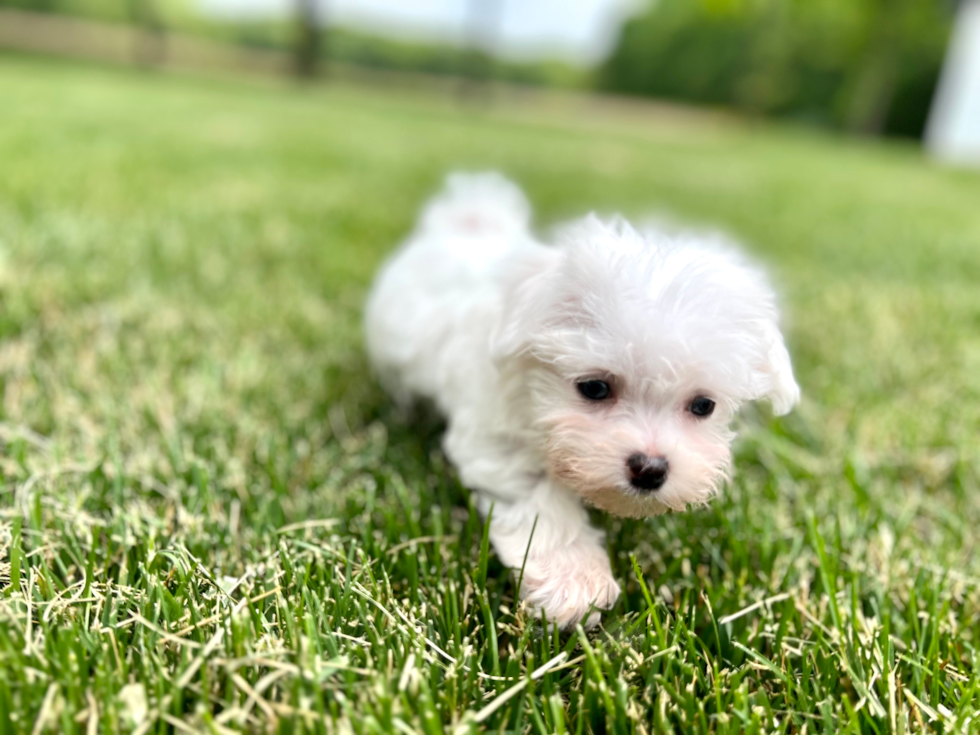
[{"x1": 365, "y1": 173, "x2": 799, "y2": 629}]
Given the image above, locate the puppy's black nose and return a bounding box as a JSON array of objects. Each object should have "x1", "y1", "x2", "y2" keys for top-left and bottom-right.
[{"x1": 627, "y1": 453, "x2": 669, "y2": 492}]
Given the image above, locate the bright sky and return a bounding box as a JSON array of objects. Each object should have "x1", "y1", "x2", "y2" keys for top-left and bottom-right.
[{"x1": 197, "y1": 0, "x2": 643, "y2": 65}]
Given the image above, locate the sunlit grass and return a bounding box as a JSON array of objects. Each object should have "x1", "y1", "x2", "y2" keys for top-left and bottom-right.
[{"x1": 1, "y1": 55, "x2": 979, "y2": 732}]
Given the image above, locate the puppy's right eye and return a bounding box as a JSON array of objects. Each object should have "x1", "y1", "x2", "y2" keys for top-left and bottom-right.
[
  {"x1": 689, "y1": 396, "x2": 716, "y2": 417},
  {"x1": 577, "y1": 380, "x2": 611, "y2": 401}
]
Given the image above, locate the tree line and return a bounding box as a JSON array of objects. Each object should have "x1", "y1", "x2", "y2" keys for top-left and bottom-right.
[{"x1": 600, "y1": 0, "x2": 955, "y2": 139}]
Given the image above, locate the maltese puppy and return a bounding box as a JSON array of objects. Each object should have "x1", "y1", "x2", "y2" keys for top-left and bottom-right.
[{"x1": 365, "y1": 173, "x2": 799, "y2": 629}]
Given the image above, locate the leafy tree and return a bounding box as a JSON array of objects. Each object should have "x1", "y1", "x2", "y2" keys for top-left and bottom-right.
[{"x1": 601, "y1": 0, "x2": 953, "y2": 138}]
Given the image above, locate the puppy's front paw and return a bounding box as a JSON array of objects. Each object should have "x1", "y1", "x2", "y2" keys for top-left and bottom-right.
[{"x1": 519, "y1": 547, "x2": 621, "y2": 630}]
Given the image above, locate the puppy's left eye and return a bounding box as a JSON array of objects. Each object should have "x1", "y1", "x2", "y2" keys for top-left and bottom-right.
[
  {"x1": 689, "y1": 396, "x2": 715, "y2": 417},
  {"x1": 577, "y1": 380, "x2": 611, "y2": 401}
]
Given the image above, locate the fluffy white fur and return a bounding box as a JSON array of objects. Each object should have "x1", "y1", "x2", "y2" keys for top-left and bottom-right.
[{"x1": 365, "y1": 173, "x2": 799, "y2": 629}]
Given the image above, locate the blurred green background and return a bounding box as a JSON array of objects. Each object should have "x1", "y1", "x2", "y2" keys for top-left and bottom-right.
[{"x1": 0, "y1": 0, "x2": 962, "y2": 139}]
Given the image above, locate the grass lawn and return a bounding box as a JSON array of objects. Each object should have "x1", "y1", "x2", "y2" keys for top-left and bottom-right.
[{"x1": 1, "y1": 54, "x2": 980, "y2": 733}]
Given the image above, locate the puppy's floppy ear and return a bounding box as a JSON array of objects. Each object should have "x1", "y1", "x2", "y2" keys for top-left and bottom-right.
[
  {"x1": 491, "y1": 247, "x2": 564, "y2": 361},
  {"x1": 712, "y1": 243, "x2": 800, "y2": 416},
  {"x1": 760, "y1": 322, "x2": 800, "y2": 416}
]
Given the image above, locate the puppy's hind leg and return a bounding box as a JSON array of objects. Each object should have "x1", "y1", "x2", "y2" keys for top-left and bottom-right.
[{"x1": 477, "y1": 480, "x2": 621, "y2": 630}]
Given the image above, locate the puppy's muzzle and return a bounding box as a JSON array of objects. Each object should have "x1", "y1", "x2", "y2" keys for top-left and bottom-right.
[{"x1": 627, "y1": 454, "x2": 669, "y2": 492}]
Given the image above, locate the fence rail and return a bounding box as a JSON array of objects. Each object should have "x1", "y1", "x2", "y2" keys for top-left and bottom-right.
[{"x1": 0, "y1": 9, "x2": 292, "y2": 75}]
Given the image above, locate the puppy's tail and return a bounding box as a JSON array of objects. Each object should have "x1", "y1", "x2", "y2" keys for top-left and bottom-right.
[{"x1": 418, "y1": 172, "x2": 531, "y2": 238}]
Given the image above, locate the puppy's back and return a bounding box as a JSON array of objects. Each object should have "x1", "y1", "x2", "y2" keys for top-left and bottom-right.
[{"x1": 365, "y1": 173, "x2": 536, "y2": 411}]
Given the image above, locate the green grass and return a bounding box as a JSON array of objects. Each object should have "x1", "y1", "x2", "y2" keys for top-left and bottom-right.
[{"x1": 1, "y1": 55, "x2": 980, "y2": 733}]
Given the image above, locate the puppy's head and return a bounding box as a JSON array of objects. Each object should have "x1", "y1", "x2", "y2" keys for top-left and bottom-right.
[{"x1": 493, "y1": 216, "x2": 799, "y2": 517}]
